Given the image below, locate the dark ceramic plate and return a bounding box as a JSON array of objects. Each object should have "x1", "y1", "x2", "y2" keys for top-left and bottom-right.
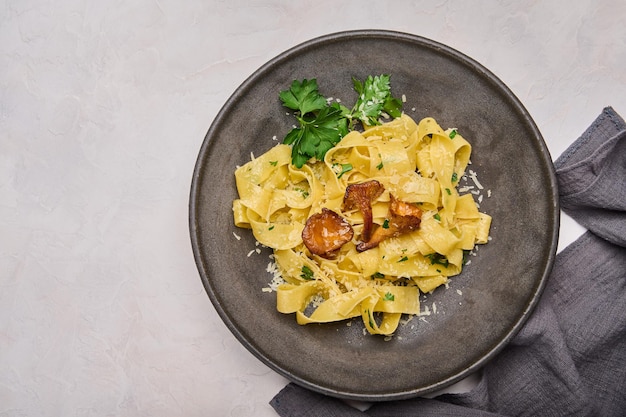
[{"x1": 190, "y1": 30, "x2": 559, "y2": 401}]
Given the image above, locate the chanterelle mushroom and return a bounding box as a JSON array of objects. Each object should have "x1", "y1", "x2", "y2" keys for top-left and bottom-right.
[
  {"x1": 302, "y1": 208, "x2": 354, "y2": 259},
  {"x1": 356, "y1": 194, "x2": 422, "y2": 252},
  {"x1": 343, "y1": 180, "x2": 385, "y2": 242}
]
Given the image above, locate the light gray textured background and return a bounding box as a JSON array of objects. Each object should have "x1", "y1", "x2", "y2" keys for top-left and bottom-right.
[{"x1": 2, "y1": 0, "x2": 624, "y2": 415}]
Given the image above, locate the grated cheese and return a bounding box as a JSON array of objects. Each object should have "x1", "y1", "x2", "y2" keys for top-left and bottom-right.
[
  {"x1": 265, "y1": 258, "x2": 286, "y2": 292},
  {"x1": 468, "y1": 169, "x2": 484, "y2": 190}
]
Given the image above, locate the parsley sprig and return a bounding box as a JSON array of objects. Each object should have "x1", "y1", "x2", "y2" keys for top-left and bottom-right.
[
  {"x1": 349, "y1": 74, "x2": 403, "y2": 128},
  {"x1": 279, "y1": 75, "x2": 402, "y2": 168}
]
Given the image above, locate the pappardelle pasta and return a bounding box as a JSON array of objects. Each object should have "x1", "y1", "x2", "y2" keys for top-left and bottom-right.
[{"x1": 232, "y1": 114, "x2": 491, "y2": 335}]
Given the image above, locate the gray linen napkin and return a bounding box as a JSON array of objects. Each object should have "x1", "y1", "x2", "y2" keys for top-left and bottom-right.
[{"x1": 270, "y1": 107, "x2": 626, "y2": 417}]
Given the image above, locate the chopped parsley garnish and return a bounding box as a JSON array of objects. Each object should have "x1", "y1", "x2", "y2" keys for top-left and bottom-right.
[
  {"x1": 445, "y1": 188, "x2": 451, "y2": 195},
  {"x1": 300, "y1": 265, "x2": 314, "y2": 280},
  {"x1": 433, "y1": 213, "x2": 441, "y2": 221},
  {"x1": 376, "y1": 161, "x2": 384, "y2": 170},
  {"x1": 398, "y1": 256, "x2": 409, "y2": 262},
  {"x1": 336, "y1": 163, "x2": 353, "y2": 179},
  {"x1": 269, "y1": 160, "x2": 278, "y2": 166},
  {"x1": 425, "y1": 253, "x2": 450, "y2": 267},
  {"x1": 383, "y1": 292, "x2": 395, "y2": 301},
  {"x1": 382, "y1": 219, "x2": 390, "y2": 229},
  {"x1": 449, "y1": 129, "x2": 457, "y2": 139},
  {"x1": 371, "y1": 272, "x2": 385, "y2": 279},
  {"x1": 294, "y1": 187, "x2": 309, "y2": 199},
  {"x1": 451, "y1": 172, "x2": 458, "y2": 183},
  {"x1": 268, "y1": 225, "x2": 275, "y2": 231},
  {"x1": 279, "y1": 75, "x2": 402, "y2": 167}
]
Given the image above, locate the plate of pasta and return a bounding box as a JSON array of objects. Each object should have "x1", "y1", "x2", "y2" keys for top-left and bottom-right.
[{"x1": 190, "y1": 30, "x2": 559, "y2": 400}]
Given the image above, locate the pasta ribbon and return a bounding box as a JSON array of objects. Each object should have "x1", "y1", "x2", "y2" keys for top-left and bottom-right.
[{"x1": 233, "y1": 114, "x2": 492, "y2": 335}]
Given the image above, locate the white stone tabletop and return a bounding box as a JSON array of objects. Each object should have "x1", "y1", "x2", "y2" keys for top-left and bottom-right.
[{"x1": 2, "y1": 0, "x2": 625, "y2": 415}]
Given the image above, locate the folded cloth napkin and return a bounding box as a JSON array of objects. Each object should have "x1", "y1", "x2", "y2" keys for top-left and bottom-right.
[{"x1": 270, "y1": 107, "x2": 626, "y2": 417}]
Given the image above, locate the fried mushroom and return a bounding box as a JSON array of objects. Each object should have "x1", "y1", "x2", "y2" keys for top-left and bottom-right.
[
  {"x1": 343, "y1": 180, "x2": 385, "y2": 242},
  {"x1": 302, "y1": 208, "x2": 354, "y2": 259},
  {"x1": 356, "y1": 194, "x2": 422, "y2": 252}
]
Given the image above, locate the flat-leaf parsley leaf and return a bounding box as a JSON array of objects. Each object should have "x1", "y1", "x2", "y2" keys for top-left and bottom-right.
[
  {"x1": 279, "y1": 78, "x2": 327, "y2": 115},
  {"x1": 279, "y1": 79, "x2": 348, "y2": 168}
]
